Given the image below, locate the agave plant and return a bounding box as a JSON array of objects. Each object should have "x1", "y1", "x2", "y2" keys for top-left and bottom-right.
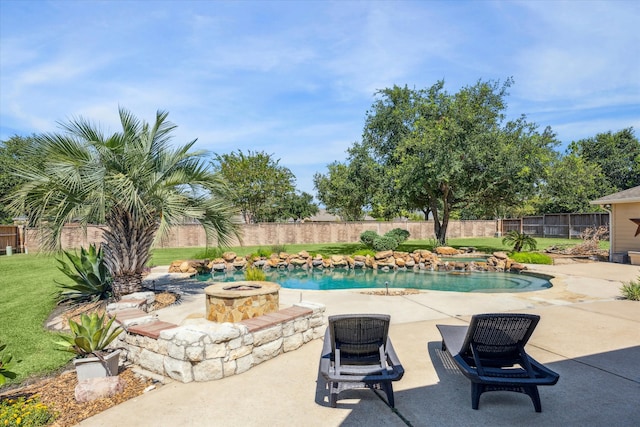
[
  {"x1": 56, "y1": 244, "x2": 113, "y2": 305},
  {"x1": 0, "y1": 342, "x2": 19, "y2": 385},
  {"x1": 56, "y1": 312, "x2": 123, "y2": 358},
  {"x1": 502, "y1": 230, "x2": 538, "y2": 253}
]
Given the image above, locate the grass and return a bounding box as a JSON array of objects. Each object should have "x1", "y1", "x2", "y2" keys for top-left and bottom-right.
[
  {"x1": 509, "y1": 252, "x2": 554, "y2": 265},
  {"x1": 0, "y1": 236, "x2": 610, "y2": 387},
  {"x1": 0, "y1": 254, "x2": 74, "y2": 384}
]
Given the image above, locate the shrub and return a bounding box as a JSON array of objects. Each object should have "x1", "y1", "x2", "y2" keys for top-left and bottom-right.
[
  {"x1": 0, "y1": 342, "x2": 19, "y2": 386},
  {"x1": 193, "y1": 247, "x2": 225, "y2": 259},
  {"x1": 502, "y1": 230, "x2": 537, "y2": 252},
  {"x1": 270, "y1": 244, "x2": 287, "y2": 254},
  {"x1": 385, "y1": 228, "x2": 410, "y2": 244},
  {"x1": 352, "y1": 249, "x2": 376, "y2": 257},
  {"x1": 510, "y1": 252, "x2": 553, "y2": 265},
  {"x1": 372, "y1": 235, "x2": 399, "y2": 251},
  {"x1": 56, "y1": 244, "x2": 113, "y2": 305},
  {"x1": 245, "y1": 267, "x2": 266, "y2": 281},
  {"x1": 360, "y1": 230, "x2": 378, "y2": 248},
  {"x1": 255, "y1": 247, "x2": 272, "y2": 258},
  {"x1": 0, "y1": 396, "x2": 55, "y2": 427},
  {"x1": 620, "y1": 276, "x2": 640, "y2": 301}
]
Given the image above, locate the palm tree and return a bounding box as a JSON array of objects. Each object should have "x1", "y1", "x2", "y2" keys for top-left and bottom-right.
[
  {"x1": 502, "y1": 230, "x2": 537, "y2": 253},
  {"x1": 8, "y1": 108, "x2": 240, "y2": 298}
]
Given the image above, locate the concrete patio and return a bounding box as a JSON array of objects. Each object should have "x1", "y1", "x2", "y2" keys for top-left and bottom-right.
[{"x1": 78, "y1": 261, "x2": 640, "y2": 427}]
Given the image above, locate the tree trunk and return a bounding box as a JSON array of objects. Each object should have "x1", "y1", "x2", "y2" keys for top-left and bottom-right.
[
  {"x1": 103, "y1": 207, "x2": 159, "y2": 299},
  {"x1": 111, "y1": 273, "x2": 143, "y2": 299},
  {"x1": 430, "y1": 184, "x2": 451, "y2": 245}
]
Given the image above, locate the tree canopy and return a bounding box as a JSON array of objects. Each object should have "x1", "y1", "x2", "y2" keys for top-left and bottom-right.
[
  {"x1": 0, "y1": 135, "x2": 47, "y2": 224},
  {"x1": 356, "y1": 79, "x2": 557, "y2": 243},
  {"x1": 313, "y1": 156, "x2": 377, "y2": 221},
  {"x1": 212, "y1": 150, "x2": 318, "y2": 223},
  {"x1": 568, "y1": 127, "x2": 640, "y2": 191},
  {"x1": 536, "y1": 153, "x2": 613, "y2": 213}
]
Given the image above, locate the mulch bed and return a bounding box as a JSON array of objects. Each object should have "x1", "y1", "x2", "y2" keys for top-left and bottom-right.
[
  {"x1": 0, "y1": 368, "x2": 155, "y2": 427},
  {"x1": 1, "y1": 291, "x2": 179, "y2": 426}
]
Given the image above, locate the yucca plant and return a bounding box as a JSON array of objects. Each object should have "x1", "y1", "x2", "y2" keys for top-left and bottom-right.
[
  {"x1": 502, "y1": 230, "x2": 538, "y2": 252},
  {"x1": 0, "y1": 342, "x2": 20, "y2": 386},
  {"x1": 55, "y1": 313, "x2": 123, "y2": 358},
  {"x1": 56, "y1": 244, "x2": 113, "y2": 305}
]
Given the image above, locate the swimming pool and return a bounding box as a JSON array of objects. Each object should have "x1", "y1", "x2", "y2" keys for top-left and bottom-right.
[{"x1": 197, "y1": 269, "x2": 552, "y2": 293}]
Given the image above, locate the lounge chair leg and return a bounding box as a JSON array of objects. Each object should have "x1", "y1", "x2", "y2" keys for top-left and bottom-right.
[
  {"x1": 382, "y1": 381, "x2": 395, "y2": 408},
  {"x1": 330, "y1": 393, "x2": 338, "y2": 408},
  {"x1": 329, "y1": 382, "x2": 338, "y2": 407},
  {"x1": 471, "y1": 383, "x2": 483, "y2": 410},
  {"x1": 525, "y1": 385, "x2": 542, "y2": 412}
]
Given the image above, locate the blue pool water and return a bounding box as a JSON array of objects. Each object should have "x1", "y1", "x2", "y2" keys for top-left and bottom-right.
[{"x1": 197, "y1": 269, "x2": 552, "y2": 293}]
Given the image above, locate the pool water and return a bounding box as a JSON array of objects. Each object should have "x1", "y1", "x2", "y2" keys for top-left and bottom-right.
[{"x1": 197, "y1": 269, "x2": 552, "y2": 293}]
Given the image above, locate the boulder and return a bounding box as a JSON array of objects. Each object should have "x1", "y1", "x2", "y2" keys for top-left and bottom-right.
[
  {"x1": 493, "y1": 251, "x2": 509, "y2": 260},
  {"x1": 223, "y1": 252, "x2": 237, "y2": 262},
  {"x1": 375, "y1": 250, "x2": 393, "y2": 260},
  {"x1": 330, "y1": 255, "x2": 345, "y2": 263},
  {"x1": 75, "y1": 376, "x2": 125, "y2": 403},
  {"x1": 435, "y1": 246, "x2": 461, "y2": 256},
  {"x1": 290, "y1": 257, "x2": 307, "y2": 267},
  {"x1": 510, "y1": 263, "x2": 527, "y2": 272}
]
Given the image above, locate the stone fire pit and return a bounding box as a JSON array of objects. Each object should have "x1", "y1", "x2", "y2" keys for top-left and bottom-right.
[{"x1": 205, "y1": 281, "x2": 280, "y2": 323}]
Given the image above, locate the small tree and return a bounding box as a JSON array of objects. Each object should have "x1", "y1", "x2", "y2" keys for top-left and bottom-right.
[
  {"x1": 7, "y1": 108, "x2": 240, "y2": 298},
  {"x1": 502, "y1": 230, "x2": 537, "y2": 252},
  {"x1": 386, "y1": 228, "x2": 410, "y2": 245},
  {"x1": 360, "y1": 230, "x2": 378, "y2": 247},
  {"x1": 211, "y1": 150, "x2": 297, "y2": 223}
]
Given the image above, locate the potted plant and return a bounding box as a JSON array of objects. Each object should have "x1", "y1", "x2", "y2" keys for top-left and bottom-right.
[{"x1": 56, "y1": 312, "x2": 123, "y2": 381}]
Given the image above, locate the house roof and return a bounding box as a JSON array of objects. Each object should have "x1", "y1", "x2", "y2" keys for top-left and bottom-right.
[{"x1": 590, "y1": 185, "x2": 640, "y2": 205}]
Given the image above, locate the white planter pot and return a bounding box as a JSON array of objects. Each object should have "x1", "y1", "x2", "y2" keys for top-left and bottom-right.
[
  {"x1": 73, "y1": 349, "x2": 121, "y2": 381},
  {"x1": 629, "y1": 251, "x2": 640, "y2": 266}
]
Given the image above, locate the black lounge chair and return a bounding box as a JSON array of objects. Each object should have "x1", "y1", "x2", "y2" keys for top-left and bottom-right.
[
  {"x1": 319, "y1": 314, "x2": 404, "y2": 407},
  {"x1": 436, "y1": 313, "x2": 559, "y2": 412}
]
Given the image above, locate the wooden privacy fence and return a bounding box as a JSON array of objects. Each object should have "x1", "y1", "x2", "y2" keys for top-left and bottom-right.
[
  {"x1": 0, "y1": 225, "x2": 21, "y2": 255},
  {"x1": 501, "y1": 213, "x2": 609, "y2": 239}
]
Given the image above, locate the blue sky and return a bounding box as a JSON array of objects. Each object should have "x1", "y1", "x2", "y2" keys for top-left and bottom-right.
[{"x1": 1, "y1": 0, "x2": 639, "y2": 196}]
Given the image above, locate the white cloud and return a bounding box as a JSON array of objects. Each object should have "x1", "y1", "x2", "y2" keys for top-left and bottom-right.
[{"x1": 1, "y1": 0, "x2": 638, "y2": 194}]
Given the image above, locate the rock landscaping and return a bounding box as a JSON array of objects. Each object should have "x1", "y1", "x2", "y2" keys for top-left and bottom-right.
[{"x1": 168, "y1": 247, "x2": 527, "y2": 275}]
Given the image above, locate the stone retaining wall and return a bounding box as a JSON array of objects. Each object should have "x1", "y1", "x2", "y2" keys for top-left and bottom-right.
[{"x1": 115, "y1": 302, "x2": 326, "y2": 383}]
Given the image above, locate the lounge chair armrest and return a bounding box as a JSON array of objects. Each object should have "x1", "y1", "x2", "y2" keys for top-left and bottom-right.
[
  {"x1": 384, "y1": 338, "x2": 405, "y2": 379},
  {"x1": 319, "y1": 328, "x2": 333, "y2": 379},
  {"x1": 385, "y1": 338, "x2": 402, "y2": 366}
]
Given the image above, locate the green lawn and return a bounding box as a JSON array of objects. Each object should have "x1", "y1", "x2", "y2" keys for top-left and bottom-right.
[
  {"x1": 0, "y1": 236, "x2": 609, "y2": 387},
  {"x1": 0, "y1": 254, "x2": 74, "y2": 384}
]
